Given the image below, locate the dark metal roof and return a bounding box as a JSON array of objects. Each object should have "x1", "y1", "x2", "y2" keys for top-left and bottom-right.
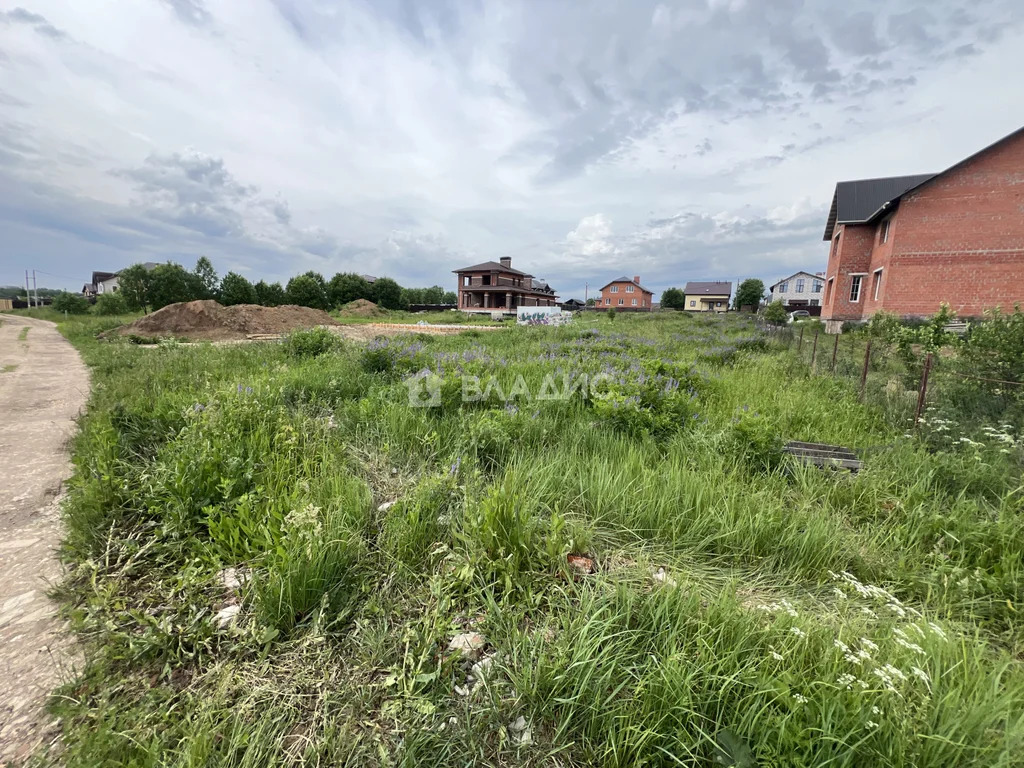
[
  {"x1": 822, "y1": 174, "x2": 935, "y2": 240},
  {"x1": 683, "y1": 281, "x2": 731, "y2": 296},
  {"x1": 599, "y1": 276, "x2": 653, "y2": 293},
  {"x1": 453, "y1": 260, "x2": 531, "y2": 277}
]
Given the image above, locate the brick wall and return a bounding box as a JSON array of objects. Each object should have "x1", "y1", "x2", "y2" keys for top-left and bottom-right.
[
  {"x1": 823, "y1": 129, "x2": 1024, "y2": 326},
  {"x1": 597, "y1": 281, "x2": 652, "y2": 309},
  {"x1": 822, "y1": 224, "x2": 875, "y2": 321}
]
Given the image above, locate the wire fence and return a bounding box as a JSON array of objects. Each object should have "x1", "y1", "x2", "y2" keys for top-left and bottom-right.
[{"x1": 762, "y1": 323, "x2": 1024, "y2": 431}]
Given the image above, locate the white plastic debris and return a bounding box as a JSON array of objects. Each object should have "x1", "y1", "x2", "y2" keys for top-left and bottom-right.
[
  {"x1": 214, "y1": 604, "x2": 241, "y2": 628},
  {"x1": 447, "y1": 632, "x2": 486, "y2": 656}
]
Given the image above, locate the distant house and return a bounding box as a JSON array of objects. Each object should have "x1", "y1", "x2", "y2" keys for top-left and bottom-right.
[
  {"x1": 560, "y1": 298, "x2": 585, "y2": 311},
  {"x1": 595, "y1": 275, "x2": 654, "y2": 310},
  {"x1": 821, "y1": 125, "x2": 1024, "y2": 333},
  {"x1": 683, "y1": 281, "x2": 731, "y2": 312},
  {"x1": 360, "y1": 274, "x2": 378, "y2": 284},
  {"x1": 83, "y1": 262, "x2": 159, "y2": 297},
  {"x1": 453, "y1": 257, "x2": 558, "y2": 313},
  {"x1": 769, "y1": 271, "x2": 825, "y2": 309}
]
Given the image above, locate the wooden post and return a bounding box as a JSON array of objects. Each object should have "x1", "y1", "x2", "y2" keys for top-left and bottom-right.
[
  {"x1": 859, "y1": 338, "x2": 872, "y2": 401},
  {"x1": 914, "y1": 353, "x2": 933, "y2": 428},
  {"x1": 798, "y1": 326, "x2": 804, "y2": 355},
  {"x1": 830, "y1": 334, "x2": 839, "y2": 373},
  {"x1": 810, "y1": 331, "x2": 819, "y2": 369}
]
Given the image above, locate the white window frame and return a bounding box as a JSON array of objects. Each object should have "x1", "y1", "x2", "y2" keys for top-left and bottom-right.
[
  {"x1": 880, "y1": 217, "x2": 891, "y2": 244},
  {"x1": 626, "y1": 285, "x2": 634, "y2": 293},
  {"x1": 610, "y1": 285, "x2": 618, "y2": 293},
  {"x1": 618, "y1": 298, "x2": 624, "y2": 305},
  {"x1": 605, "y1": 298, "x2": 611, "y2": 305},
  {"x1": 849, "y1": 273, "x2": 867, "y2": 303},
  {"x1": 689, "y1": 300, "x2": 695, "y2": 307},
  {"x1": 873, "y1": 268, "x2": 883, "y2": 301}
]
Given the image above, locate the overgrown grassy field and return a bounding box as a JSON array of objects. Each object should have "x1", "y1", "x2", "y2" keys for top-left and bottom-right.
[{"x1": 43, "y1": 311, "x2": 1024, "y2": 766}]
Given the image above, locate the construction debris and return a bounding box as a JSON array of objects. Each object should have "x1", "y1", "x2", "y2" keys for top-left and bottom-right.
[{"x1": 783, "y1": 441, "x2": 862, "y2": 472}]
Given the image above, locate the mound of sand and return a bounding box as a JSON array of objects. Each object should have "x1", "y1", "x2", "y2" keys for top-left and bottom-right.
[
  {"x1": 339, "y1": 299, "x2": 384, "y2": 317},
  {"x1": 114, "y1": 300, "x2": 338, "y2": 341}
]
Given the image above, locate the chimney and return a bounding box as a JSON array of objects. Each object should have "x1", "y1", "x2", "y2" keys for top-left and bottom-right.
[
  {"x1": 633, "y1": 275, "x2": 640, "y2": 284},
  {"x1": 500, "y1": 256, "x2": 512, "y2": 268}
]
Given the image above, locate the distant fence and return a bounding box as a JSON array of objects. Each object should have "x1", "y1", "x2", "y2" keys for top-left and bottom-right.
[
  {"x1": 763, "y1": 323, "x2": 1024, "y2": 428},
  {"x1": 407, "y1": 304, "x2": 457, "y2": 312}
]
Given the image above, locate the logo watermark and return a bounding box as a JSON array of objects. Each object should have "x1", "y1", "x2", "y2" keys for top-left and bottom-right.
[{"x1": 404, "y1": 370, "x2": 613, "y2": 408}]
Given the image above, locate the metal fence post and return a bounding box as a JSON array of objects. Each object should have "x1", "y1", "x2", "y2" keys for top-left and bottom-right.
[
  {"x1": 914, "y1": 353, "x2": 933, "y2": 428},
  {"x1": 859, "y1": 338, "x2": 872, "y2": 401},
  {"x1": 810, "y1": 331, "x2": 819, "y2": 370},
  {"x1": 830, "y1": 334, "x2": 839, "y2": 373}
]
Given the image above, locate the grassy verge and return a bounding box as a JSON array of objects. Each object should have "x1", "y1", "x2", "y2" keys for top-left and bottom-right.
[{"x1": 44, "y1": 311, "x2": 1024, "y2": 766}]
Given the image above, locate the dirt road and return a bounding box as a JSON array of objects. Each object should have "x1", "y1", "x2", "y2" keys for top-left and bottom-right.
[{"x1": 0, "y1": 315, "x2": 89, "y2": 763}]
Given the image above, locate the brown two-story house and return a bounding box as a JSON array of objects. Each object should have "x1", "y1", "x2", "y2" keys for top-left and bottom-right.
[
  {"x1": 595, "y1": 276, "x2": 654, "y2": 310},
  {"x1": 454, "y1": 257, "x2": 558, "y2": 313}
]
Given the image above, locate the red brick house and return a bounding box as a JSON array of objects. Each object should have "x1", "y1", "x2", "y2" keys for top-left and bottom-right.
[
  {"x1": 595, "y1": 276, "x2": 654, "y2": 310},
  {"x1": 454, "y1": 257, "x2": 558, "y2": 313},
  {"x1": 821, "y1": 126, "x2": 1024, "y2": 333}
]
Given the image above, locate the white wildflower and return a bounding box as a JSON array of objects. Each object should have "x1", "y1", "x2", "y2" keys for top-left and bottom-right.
[
  {"x1": 834, "y1": 639, "x2": 851, "y2": 654},
  {"x1": 866, "y1": 720, "x2": 879, "y2": 729},
  {"x1": 837, "y1": 673, "x2": 857, "y2": 689},
  {"x1": 895, "y1": 637, "x2": 925, "y2": 655},
  {"x1": 911, "y1": 667, "x2": 931, "y2": 689},
  {"x1": 871, "y1": 706, "x2": 882, "y2": 715},
  {"x1": 790, "y1": 626, "x2": 807, "y2": 639},
  {"x1": 860, "y1": 638, "x2": 879, "y2": 652},
  {"x1": 832, "y1": 587, "x2": 847, "y2": 600},
  {"x1": 770, "y1": 651, "x2": 784, "y2": 661},
  {"x1": 856, "y1": 648, "x2": 872, "y2": 661},
  {"x1": 792, "y1": 693, "x2": 808, "y2": 705},
  {"x1": 927, "y1": 623, "x2": 947, "y2": 641}
]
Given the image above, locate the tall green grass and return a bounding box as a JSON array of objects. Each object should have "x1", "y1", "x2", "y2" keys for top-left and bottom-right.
[{"x1": 46, "y1": 311, "x2": 1024, "y2": 766}]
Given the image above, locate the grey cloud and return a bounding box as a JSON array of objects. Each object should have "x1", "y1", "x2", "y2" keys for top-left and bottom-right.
[
  {"x1": 162, "y1": 0, "x2": 212, "y2": 27},
  {"x1": 830, "y1": 12, "x2": 885, "y2": 56},
  {"x1": 0, "y1": 7, "x2": 66, "y2": 38}
]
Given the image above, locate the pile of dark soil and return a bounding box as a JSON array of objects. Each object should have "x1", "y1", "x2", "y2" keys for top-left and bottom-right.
[{"x1": 113, "y1": 300, "x2": 338, "y2": 341}]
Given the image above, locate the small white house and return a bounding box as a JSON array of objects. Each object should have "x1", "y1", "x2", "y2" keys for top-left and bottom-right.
[{"x1": 768, "y1": 271, "x2": 825, "y2": 307}]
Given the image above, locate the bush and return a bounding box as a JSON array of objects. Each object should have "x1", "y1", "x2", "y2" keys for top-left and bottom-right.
[
  {"x1": 761, "y1": 301, "x2": 787, "y2": 326},
  {"x1": 607, "y1": 307, "x2": 616, "y2": 321},
  {"x1": 52, "y1": 291, "x2": 90, "y2": 314},
  {"x1": 285, "y1": 327, "x2": 341, "y2": 357},
  {"x1": 93, "y1": 293, "x2": 127, "y2": 316}
]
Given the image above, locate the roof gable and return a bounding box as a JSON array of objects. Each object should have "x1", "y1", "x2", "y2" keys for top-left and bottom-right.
[
  {"x1": 769, "y1": 271, "x2": 822, "y2": 290},
  {"x1": 453, "y1": 260, "x2": 531, "y2": 277},
  {"x1": 599, "y1": 276, "x2": 653, "y2": 293}
]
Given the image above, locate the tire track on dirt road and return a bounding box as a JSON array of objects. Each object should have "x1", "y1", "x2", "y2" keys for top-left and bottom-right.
[{"x1": 0, "y1": 315, "x2": 89, "y2": 764}]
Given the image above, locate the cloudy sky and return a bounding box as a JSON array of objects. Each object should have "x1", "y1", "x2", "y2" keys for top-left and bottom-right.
[{"x1": 1, "y1": 0, "x2": 1022, "y2": 300}]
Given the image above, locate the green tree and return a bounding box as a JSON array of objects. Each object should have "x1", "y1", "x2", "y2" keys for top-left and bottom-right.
[
  {"x1": 194, "y1": 256, "x2": 219, "y2": 299},
  {"x1": 734, "y1": 278, "x2": 766, "y2": 310},
  {"x1": 586, "y1": 297, "x2": 596, "y2": 306},
  {"x1": 401, "y1": 287, "x2": 424, "y2": 308},
  {"x1": 762, "y1": 300, "x2": 787, "y2": 325},
  {"x1": 660, "y1": 287, "x2": 686, "y2": 310},
  {"x1": 254, "y1": 280, "x2": 287, "y2": 307},
  {"x1": 371, "y1": 277, "x2": 403, "y2": 310},
  {"x1": 220, "y1": 272, "x2": 259, "y2": 306},
  {"x1": 327, "y1": 272, "x2": 371, "y2": 307},
  {"x1": 52, "y1": 291, "x2": 90, "y2": 314},
  {"x1": 286, "y1": 274, "x2": 329, "y2": 310},
  {"x1": 93, "y1": 292, "x2": 127, "y2": 316},
  {"x1": 442, "y1": 291, "x2": 457, "y2": 305},
  {"x1": 422, "y1": 285, "x2": 445, "y2": 304},
  {"x1": 118, "y1": 264, "x2": 154, "y2": 313},
  {"x1": 148, "y1": 263, "x2": 204, "y2": 310}
]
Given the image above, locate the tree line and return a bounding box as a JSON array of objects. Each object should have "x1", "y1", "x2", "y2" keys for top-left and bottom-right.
[
  {"x1": 51, "y1": 258, "x2": 458, "y2": 315},
  {"x1": 659, "y1": 279, "x2": 766, "y2": 311}
]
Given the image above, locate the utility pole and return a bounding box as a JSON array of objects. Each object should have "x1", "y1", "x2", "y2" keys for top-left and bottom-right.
[
  {"x1": 584, "y1": 282, "x2": 588, "y2": 303},
  {"x1": 25, "y1": 270, "x2": 30, "y2": 306},
  {"x1": 32, "y1": 269, "x2": 39, "y2": 307}
]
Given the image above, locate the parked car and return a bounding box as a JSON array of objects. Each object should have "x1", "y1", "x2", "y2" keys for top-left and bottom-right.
[{"x1": 787, "y1": 310, "x2": 811, "y2": 323}]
